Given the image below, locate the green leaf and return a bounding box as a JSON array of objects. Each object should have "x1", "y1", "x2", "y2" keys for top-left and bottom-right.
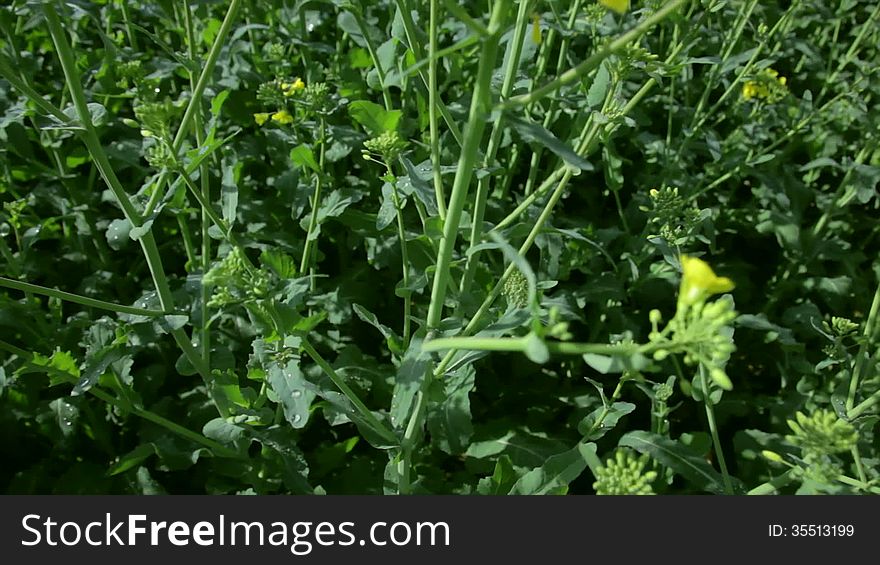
[
  {"x1": 290, "y1": 144, "x2": 321, "y2": 173},
  {"x1": 619, "y1": 431, "x2": 738, "y2": 494},
  {"x1": 211, "y1": 90, "x2": 231, "y2": 117},
  {"x1": 587, "y1": 62, "x2": 611, "y2": 108},
  {"x1": 523, "y1": 332, "x2": 549, "y2": 364},
  {"x1": 261, "y1": 250, "x2": 297, "y2": 278},
  {"x1": 348, "y1": 100, "x2": 401, "y2": 135},
  {"x1": 508, "y1": 115, "x2": 593, "y2": 172},
  {"x1": 267, "y1": 359, "x2": 315, "y2": 429},
  {"x1": 578, "y1": 402, "x2": 636, "y2": 440},
  {"x1": 221, "y1": 160, "x2": 242, "y2": 224},
  {"x1": 105, "y1": 218, "x2": 132, "y2": 250},
  {"x1": 509, "y1": 442, "x2": 597, "y2": 494},
  {"x1": 582, "y1": 352, "x2": 650, "y2": 374},
  {"x1": 477, "y1": 455, "x2": 519, "y2": 495},
  {"x1": 353, "y1": 303, "x2": 402, "y2": 352},
  {"x1": 203, "y1": 417, "x2": 245, "y2": 444},
  {"x1": 50, "y1": 398, "x2": 78, "y2": 437},
  {"x1": 427, "y1": 364, "x2": 475, "y2": 454},
  {"x1": 108, "y1": 444, "x2": 158, "y2": 476},
  {"x1": 390, "y1": 340, "x2": 430, "y2": 429}
]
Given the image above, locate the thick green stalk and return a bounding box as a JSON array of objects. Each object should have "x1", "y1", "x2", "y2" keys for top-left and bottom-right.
[
  {"x1": 425, "y1": 0, "x2": 509, "y2": 330},
  {"x1": 421, "y1": 335, "x2": 641, "y2": 356},
  {"x1": 846, "y1": 274, "x2": 880, "y2": 412},
  {"x1": 458, "y1": 0, "x2": 532, "y2": 300},
  {"x1": 0, "y1": 277, "x2": 167, "y2": 317}
]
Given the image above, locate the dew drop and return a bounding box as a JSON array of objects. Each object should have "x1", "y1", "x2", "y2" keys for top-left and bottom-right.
[
  {"x1": 292, "y1": 414, "x2": 302, "y2": 423},
  {"x1": 291, "y1": 390, "x2": 302, "y2": 399}
]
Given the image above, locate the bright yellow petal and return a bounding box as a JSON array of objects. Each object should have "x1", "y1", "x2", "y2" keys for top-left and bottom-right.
[
  {"x1": 254, "y1": 112, "x2": 270, "y2": 125},
  {"x1": 599, "y1": 0, "x2": 629, "y2": 14},
  {"x1": 271, "y1": 110, "x2": 293, "y2": 124},
  {"x1": 680, "y1": 255, "x2": 735, "y2": 304}
]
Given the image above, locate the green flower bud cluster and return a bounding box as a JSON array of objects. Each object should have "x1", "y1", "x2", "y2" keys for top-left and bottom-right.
[
  {"x1": 593, "y1": 449, "x2": 658, "y2": 495},
  {"x1": 257, "y1": 80, "x2": 288, "y2": 108},
  {"x1": 654, "y1": 381, "x2": 673, "y2": 403},
  {"x1": 362, "y1": 131, "x2": 409, "y2": 163},
  {"x1": 785, "y1": 409, "x2": 858, "y2": 456},
  {"x1": 144, "y1": 142, "x2": 175, "y2": 169},
  {"x1": 204, "y1": 248, "x2": 269, "y2": 308},
  {"x1": 641, "y1": 187, "x2": 704, "y2": 245},
  {"x1": 502, "y1": 269, "x2": 530, "y2": 309},
  {"x1": 303, "y1": 82, "x2": 331, "y2": 110},
  {"x1": 133, "y1": 100, "x2": 176, "y2": 140},
  {"x1": 265, "y1": 42, "x2": 287, "y2": 60},
  {"x1": 825, "y1": 316, "x2": 859, "y2": 337},
  {"x1": 793, "y1": 452, "x2": 844, "y2": 486},
  {"x1": 584, "y1": 3, "x2": 608, "y2": 25},
  {"x1": 116, "y1": 60, "x2": 144, "y2": 89},
  {"x1": 613, "y1": 44, "x2": 658, "y2": 77},
  {"x1": 649, "y1": 295, "x2": 737, "y2": 391}
]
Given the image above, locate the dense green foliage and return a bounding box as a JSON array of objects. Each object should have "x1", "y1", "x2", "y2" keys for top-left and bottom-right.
[{"x1": 1, "y1": 0, "x2": 879, "y2": 495}]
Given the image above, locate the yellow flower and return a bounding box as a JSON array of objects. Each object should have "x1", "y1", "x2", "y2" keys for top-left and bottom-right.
[
  {"x1": 679, "y1": 255, "x2": 734, "y2": 306},
  {"x1": 281, "y1": 77, "x2": 306, "y2": 97},
  {"x1": 271, "y1": 109, "x2": 293, "y2": 125},
  {"x1": 253, "y1": 112, "x2": 270, "y2": 125},
  {"x1": 599, "y1": 0, "x2": 629, "y2": 14}
]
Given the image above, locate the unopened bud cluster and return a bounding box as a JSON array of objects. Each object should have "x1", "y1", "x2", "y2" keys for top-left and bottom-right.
[{"x1": 593, "y1": 449, "x2": 657, "y2": 495}]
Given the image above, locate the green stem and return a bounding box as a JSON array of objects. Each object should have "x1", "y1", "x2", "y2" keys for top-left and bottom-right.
[
  {"x1": 300, "y1": 118, "x2": 326, "y2": 284},
  {"x1": 183, "y1": 0, "x2": 213, "y2": 366},
  {"x1": 816, "y1": 1, "x2": 880, "y2": 104},
  {"x1": 390, "y1": 175, "x2": 412, "y2": 347},
  {"x1": 747, "y1": 469, "x2": 796, "y2": 495},
  {"x1": 847, "y1": 274, "x2": 880, "y2": 412},
  {"x1": 699, "y1": 364, "x2": 734, "y2": 494},
  {"x1": 500, "y1": 0, "x2": 686, "y2": 110},
  {"x1": 144, "y1": 0, "x2": 243, "y2": 217},
  {"x1": 429, "y1": 0, "x2": 447, "y2": 220},
  {"x1": 686, "y1": 0, "x2": 757, "y2": 132},
  {"x1": 425, "y1": 1, "x2": 509, "y2": 330},
  {"x1": 421, "y1": 335, "x2": 641, "y2": 356},
  {"x1": 119, "y1": 1, "x2": 139, "y2": 51},
  {"x1": 0, "y1": 277, "x2": 167, "y2": 317},
  {"x1": 351, "y1": 9, "x2": 394, "y2": 111},
  {"x1": 458, "y1": 0, "x2": 532, "y2": 301},
  {"x1": 43, "y1": 2, "x2": 215, "y2": 400},
  {"x1": 394, "y1": 0, "x2": 464, "y2": 148},
  {"x1": 300, "y1": 338, "x2": 398, "y2": 446}
]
